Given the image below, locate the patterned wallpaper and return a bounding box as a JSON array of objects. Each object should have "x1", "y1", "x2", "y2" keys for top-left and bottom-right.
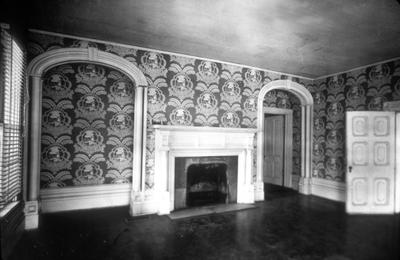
[
  {"x1": 312, "y1": 60, "x2": 400, "y2": 181},
  {"x1": 263, "y1": 90, "x2": 302, "y2": 176},
  {"x1": 29, "y1": 31, "x2": 400, "y2": 188},
  {"x1": 40, "y1": 63, "x2": 135, "y2": 188},
  {"x1": 29, "y1": 32, "x2": 312, "y2": 190}
]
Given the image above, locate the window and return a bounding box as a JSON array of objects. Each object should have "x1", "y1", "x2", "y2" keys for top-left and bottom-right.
[{"x1": 0, "y1": 23, "x2": 26, "y2": 210}]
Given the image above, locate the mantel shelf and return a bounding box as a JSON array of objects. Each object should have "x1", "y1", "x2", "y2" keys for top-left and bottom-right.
[{"x1": 151, "y1": 125, "x2": 257, "y2": 134}]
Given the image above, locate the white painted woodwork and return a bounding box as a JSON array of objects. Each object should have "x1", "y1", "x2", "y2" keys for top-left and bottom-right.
[
  {"x1": 256, "y1": 80, "x2": 313, "y2": 198},
  {"x1": 311, "y1": 178, "x2": 346, "y2": 202},
  {"x1": 396, "y1": 113, "x2": 400, "y2": 213},
  {"x1": 40, "y1": 184, "x2": 131, "y2": 213},
  {"x1": 383, "y1": 101, "x2": 400, "y2": 112},
  {"x1": 346, "y1": 111, "x2": 396, "y2": 214},
  {"x1": 26, "y1": 47, "x2": 148, "y2": 228},
  {"x1": 149, "y1": 125, "x2": 257, "y2": 215},
  {"x1": 24, "y1": 201, "x2": 39, "y2": 230},
  {"x1": 29, "y1": 29, "x2": 314, "y2": 81}
]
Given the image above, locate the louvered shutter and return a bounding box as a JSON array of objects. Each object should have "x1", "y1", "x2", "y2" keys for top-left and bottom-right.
[{"x1": 0, "y1": 23, "x2": 26, "y2": 210}]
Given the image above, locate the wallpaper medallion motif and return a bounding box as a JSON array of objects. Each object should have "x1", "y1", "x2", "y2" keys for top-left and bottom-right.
[
  {"x1": 314, "y1": 60, "x2": 400, "y2": 181},
  {"x1": 195, "y1": 60, "x2": 220, "y2": 126},
  {"x1": 30, "y1": 32, "x2": 400, "y2": 188},
  {"x1": 29, "y1": 32, "x2": 313, "y2": 190},
  {"x1": 40, "y1": 62, "x2": 136, "y2": 188}
]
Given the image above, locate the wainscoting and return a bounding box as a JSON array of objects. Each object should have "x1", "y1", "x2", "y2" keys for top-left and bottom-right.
[
  {"x1": 310, "y1": 178, "x2": 346, "y2": 202},
  {"x1": 40, "y1": 184, "x2": 131, "y2": 213},
  {"x1": 284, "y1": 175, "x2": 345, "y2": 202}
]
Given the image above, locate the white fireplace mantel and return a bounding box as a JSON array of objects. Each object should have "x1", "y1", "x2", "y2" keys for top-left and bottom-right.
[{"x1": 152, "y1": 125, "x2": 257, "y2": 215}]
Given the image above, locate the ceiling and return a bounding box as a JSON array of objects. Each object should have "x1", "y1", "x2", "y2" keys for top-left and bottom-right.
[{"x1": 23, "y1": 0, "x2": 400, "y2": 78}]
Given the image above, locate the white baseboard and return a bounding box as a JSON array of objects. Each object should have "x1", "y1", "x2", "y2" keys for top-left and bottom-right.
[
  {"x1": 38, "y1": 179, "x2": 346, "y2": 214},
  {"x1": 298, "y1": 177, "x2": 312, "y2": 195},
  {"x1": 40, "y1": 184, "x2": 131, "y2": 213},
  {"x1": 254, "y1": 181, "x2": 264, "y2": 201},
  {"x1": 311, "y1": 178, "x2": 346, "y2": 202},
  {"x1": 24, "y1": 200, "x2": 39, "y2": 229},
  {"x1": 130, "y1": 199, "x2": 158, "y2": 216}
]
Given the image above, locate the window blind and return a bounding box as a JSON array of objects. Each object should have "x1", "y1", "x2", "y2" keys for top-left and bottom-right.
[{"x1": 0, "y1": 24, "x2": 26, "y2": 210}]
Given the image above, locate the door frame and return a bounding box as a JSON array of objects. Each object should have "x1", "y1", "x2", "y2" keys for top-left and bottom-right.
[
  {"x1": 264, "y1": 107, "x2": 293, "y2": 188},
  {"x1": 255, "y1": 80, "x2": 314, "y2": 200}
]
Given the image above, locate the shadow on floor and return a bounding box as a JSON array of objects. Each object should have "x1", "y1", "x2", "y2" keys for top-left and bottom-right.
[
  {"x1": 264, "y1": 183, "x2": 298, "y2": 200},
  {"x1": 8, "y1": 186, "x2": 400, "y2": 260}
]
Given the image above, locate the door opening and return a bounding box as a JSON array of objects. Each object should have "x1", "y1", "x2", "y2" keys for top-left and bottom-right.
[
  {"x1": 263, "y1": 107, "x2": 294, "y2": 189},
  {"x1": 264, "y1": 114, "x2": 285, "y2": 186}
]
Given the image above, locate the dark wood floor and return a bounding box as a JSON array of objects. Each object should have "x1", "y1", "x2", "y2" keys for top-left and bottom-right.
[{"x1": 8, "y1": 185, "x2": 400, "y2": 260}]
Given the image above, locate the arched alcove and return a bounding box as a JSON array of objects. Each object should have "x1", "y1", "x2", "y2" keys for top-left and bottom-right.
[
  {"x1": 255, "y1": 80, "x2": 313, "y2": 200},
  {"x1": 25, "y1": 47, "x2": 148, "y2": 229}
]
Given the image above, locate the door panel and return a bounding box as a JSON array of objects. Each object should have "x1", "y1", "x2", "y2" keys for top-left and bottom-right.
[
  {"x1": 352, "y1": 116, "x2": 368, "y2": 136},
  {"x1": 352, "y1": 142, "x2": 368, "y2": 165},
  {"x1": 374, "y1": 142, "x2": 389, "y2": 165},
  {"x1": 373, "y1": 116, "x2": 390, "y2": 136},
  {"x1": 352, "y1": 178, "x2": 368, "y2": 205},
  {"x1": 346, "y1": 111, "x2": 395, "y2": 214},
  {"x1": 263, "y1": 115, "x2": 285, "y2": 186},
  {"x1": 373, "y1": 178, "x2": 389, "y2": 205}
]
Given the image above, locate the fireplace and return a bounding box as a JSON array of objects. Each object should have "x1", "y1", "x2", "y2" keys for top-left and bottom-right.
[
  {"x1": 152, "y1": 125, "x2": 256, "y2": 215},
  {"x1": 174, "y1": 156, "x2": 238, "y2": 209},
  {"x1": 187, "y1": 163, "x2": 227, "y2": 207}
]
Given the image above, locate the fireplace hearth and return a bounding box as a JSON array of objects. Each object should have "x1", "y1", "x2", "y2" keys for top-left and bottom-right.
[
  {"x1": 175, "y1": 156, "x2": 237, "y2": 209},
  {"x1": 187, "y1": 163, "x2": 228, "y2": 206}
]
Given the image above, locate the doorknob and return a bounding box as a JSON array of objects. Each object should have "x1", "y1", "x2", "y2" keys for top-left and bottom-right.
[{"x1": 348, "y1": 166, "x2": 352, "y2": 173}]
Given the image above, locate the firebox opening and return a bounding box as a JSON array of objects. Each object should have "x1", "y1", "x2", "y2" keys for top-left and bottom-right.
[{"x1": 186, "y1": 163, "x2": 228, "y2": 207}]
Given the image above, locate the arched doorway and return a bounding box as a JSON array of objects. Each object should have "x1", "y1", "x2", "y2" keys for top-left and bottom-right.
[
  {"x1": 25, "y1": 47, "x2": 148, "y2": 229},
  {"x1": 255, "y1": 80, "x2": 313, "y2": 200}
]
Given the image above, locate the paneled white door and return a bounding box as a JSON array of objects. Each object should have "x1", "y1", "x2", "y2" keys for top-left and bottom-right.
[
  {"x1": 346, "y1": 111, "x2": 396, "y2": 214},
  {"x1": 264, "y1": 115, "x2": 285, "y2": 186}
]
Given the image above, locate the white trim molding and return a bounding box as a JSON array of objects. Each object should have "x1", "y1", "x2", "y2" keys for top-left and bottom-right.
[
  {"x1": 256, "y1": 80, "x2": 314, "y2": 199},
  {"x1": 314, "y1": 57, "x2": 400, "y2": 81},
  {"x1": 27, "y1": 47, "x2": 147, "y2": 84},
  {"x1": 396, "y1": 113, "x2": 400, "y2": 213},
  {"x1": 26, "y1": 47, "x2": 148, "y2": 229},
  {"x1": 40, "y1": 184, "x2": 131, "y2": 213},
  {"x1": 310, "y1": 178, "x2": 346, "y2": 202},
  {"x1": 24, "y1": 201, "x2": 39, "y2": 230},
  {"x1": 29, "y1": 29, "x2": 314, "y2": 81}
]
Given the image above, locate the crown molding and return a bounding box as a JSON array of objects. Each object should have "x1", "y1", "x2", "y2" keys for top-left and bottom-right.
[
  {"x1": 314, "y1": 56, "x2": 400, "y2": 80},
  {"x1": 28, "y1": 29, "x2": 400, "y2": 82},
  {"x1": 28, "y1": 28, "x2": 314, "y2": 81}
]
